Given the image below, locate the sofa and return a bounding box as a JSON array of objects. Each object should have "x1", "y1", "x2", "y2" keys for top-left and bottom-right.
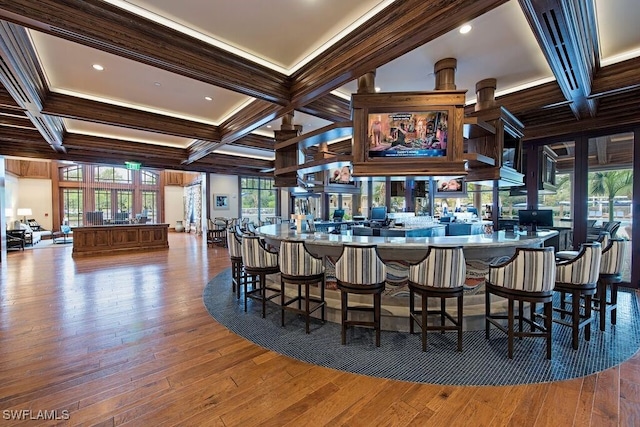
[{"x1": 18, "y1": 222, "x2": 52, "y2": 245}]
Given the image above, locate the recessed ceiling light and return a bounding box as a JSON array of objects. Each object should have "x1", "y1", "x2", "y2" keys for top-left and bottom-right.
[
  {"x1": 92, "y1": 64, "x2": 104, "y2": 71},
  {"x1": 266, "y1": 125, "x2": 272, "y2": 128},
  {"x1": 375, "y1": 87, "x2": 381, "y2": 92},
  {"x1": 459, "y1": 24, "x2": 472, "y2": 34},
  {"x1": 154, "y1": 82, "x2": 161, "y2": 86},
  {"x1": 204, "y1": 96, "x2": 213, "y2": 101}
]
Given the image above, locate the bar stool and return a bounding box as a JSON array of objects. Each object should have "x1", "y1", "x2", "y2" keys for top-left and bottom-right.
[
  {"x1": 485, "y1": 247, "x2": 556, "y2": 359},
  {"x1": 556, "y1": 231, "x2": 609, "y2": 261},
  {"x1": 227, "y1": 227, "x2": 249, "y2": 299},
  {"x1": 279, "y1": 240, "x2": 326, "y2": 333},
  {"x1": 553, "y1": 242, "x2": 601, "y2": 350},
  {"x1": 596, "y1": 238, "x2": 627, "y2": 331},
  {"x1": 241, "y1": 235, "x2": 280, "y2": 318},
  {"x1": 408, "y1": 246, "x2": 466, "y2": 352},
  {"x1": 335, "y1": 244, "x2": 387, "y2": 347}
]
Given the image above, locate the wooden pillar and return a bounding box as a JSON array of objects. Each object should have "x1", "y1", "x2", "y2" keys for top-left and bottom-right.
[
  {"x1": 475, "y1": 78, "x2": 497, "y2": 112},
  {"x1": 434, "y1": 58, "x2": 457, "y2": 90},
  {"x1": 357, "y1": 71, "x2": 376, "y2": 94}
]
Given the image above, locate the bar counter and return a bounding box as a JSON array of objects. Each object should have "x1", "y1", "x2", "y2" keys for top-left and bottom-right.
[
  {"x1": 256, "y1": 224, "x2": 558, "y2": 331},
  {"x1": 72, "y1": 223, "x2": 169, "y2": 257},
  {"x1": 257, "y1": 224, "x2": 557, "y2": 263}
]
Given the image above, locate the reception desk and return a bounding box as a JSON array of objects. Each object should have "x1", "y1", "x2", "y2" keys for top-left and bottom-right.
[{"x1": 72, "y1": 223, "x2": 169, "y2": 257}]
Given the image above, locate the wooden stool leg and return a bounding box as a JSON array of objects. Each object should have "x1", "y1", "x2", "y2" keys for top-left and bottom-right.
[
  {"x1": 611, "y1": 283, "x2": 618, "y2": 325},
  {"x1": 457, "y1": 294, "x2": 463, "y2": 352},
  {"x1": 341, "y1": 291, "x2": 347, "y2": 345},
  {"x1": 485, "y1": 289, "x2": 491, "y2": 339},
  {"x1": 598, "y1": 281, "x2": 606, "y2": 331},
  {"x1": 545, "y1": 301, "x2": 553, "y2": 360},
  {"x1": 584, "y1": 294, "x2": 592, "y2": 341},
  {"x1": 305, "y1": 282, "x2": 310, "y2": 334},
  {"x1": 508, "y1": 298, "x2": 514, "y2": 359},
  {"x1": 374, "y1": 293, "x2": 381, "y2": 347},
  {"x1": 440, "y1": 298, "x2": 446, "y2": 333},
  {"x1": 260, "y1": 273, "x2": 267, "y2": 319},
  {"x1": 319, "y1": 277, "x2": 326, "y2": 322},
  {"x1": 571, "y1": 290, "x2": 579, "y2": 350},
  {"x1": 409, "y1": 288, "x2": 415, "y2": 334},
  {"x1": 421, "y1": 293, "x2": 428, "y2": 352},
  {"x1": 280, "y1": 277, "x2": 286, "y2": 327}
]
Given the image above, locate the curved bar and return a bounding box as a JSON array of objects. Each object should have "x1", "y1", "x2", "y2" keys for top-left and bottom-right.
[
  {"x1": 255, "y1": 224, "x2": 558, "y2": 331},
  {"x1": 257, "y1": 224, "x2": 557, "y2": 263}
]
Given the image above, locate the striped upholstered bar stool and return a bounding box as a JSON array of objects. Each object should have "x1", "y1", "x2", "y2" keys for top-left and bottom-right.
[
  {"x1": 241, "y1": 235, "x2": 280, "y2": 318},
  {"x1": 554, "y1": 242, "x2": 602, "y2": 350},
  {"x1": 485, "y1": 247, "x2": 556, "y2": 359},
  {"x1": 408, "y1": 246, "x2": 466, "y2": 352},
  {"x1": 335, "y1": 244, "x2": 387, "y2": 347},
  {"x1": 596, "y1": 238, "x2": 627, "y2": 331},
  {"x1": 279, "y1": 240, "x2": 326, "y2": 334},
  {"x1": 227, "y1": 227, "x2": 249, "y2": 299}
]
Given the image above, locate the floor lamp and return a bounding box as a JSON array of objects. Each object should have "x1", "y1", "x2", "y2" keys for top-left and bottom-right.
[{"x1": 17, "y1": 208, "x2": 32, "y2": 224}]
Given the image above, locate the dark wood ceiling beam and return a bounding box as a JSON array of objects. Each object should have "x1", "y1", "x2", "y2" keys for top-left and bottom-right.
[
  {"x1": 298, "y1": 93, "x2": 351, "y2": 123},
  {"x1": 289, "y1": 0, "x2": 510, "y2": 108},
  {"x1": 464, "y1": 81, "x2": 568, "y2": 117},
  {"x1": 0, "y1": 21, "x2": 66, "y2": 152},
  {"x1": 0, "y1": 0, "x2": 290, "y2": 103},
  {"x1": 185, "y1": 99, "x2": 282, "y2": 164},
  {"x1": 42, "y1": 93, "x2": 221, "y2": 143},
  {"x1": 0, "y1": 85, "x2": 20, "y2": 108},
  {"x1": 518, "y1": 0, "x2": 599, "y2": 119},
  {"x1": 523, "y1": 88, "x2": 640, "y2": 140},
  {"x1": 231, "y1": 134, "x2": 275, "y2": 151},
  {"x1": 591, "y1": 57, "x2": 640, "y2": 97}
]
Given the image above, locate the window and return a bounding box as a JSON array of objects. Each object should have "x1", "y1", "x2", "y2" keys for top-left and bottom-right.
[
  {"x1": 241, "y1": 177, "x2": 277, "y2": 224},
  {"x1": 141, "y1": 191, "x2": 158, "y2": 223},
  {"x1": 62, "y1": 188, "x2": 83, "y2": 227},
  {"x1": 59, "y1": 164, "x2": 161, "y2": 225},
  {"x1": 141, "y1": 170, "x2": 157, "y2": 185},
  {"x1": 61, "y1": 165, "x2": 82, "y2": 181},
  {"x1": 95, "y1": 166, "x2": 132, "y2": 183}
]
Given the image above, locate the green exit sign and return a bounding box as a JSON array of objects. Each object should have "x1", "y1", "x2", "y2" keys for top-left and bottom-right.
[{"x1": 125, "y1": 161, "x2": 142, "y2": 170}]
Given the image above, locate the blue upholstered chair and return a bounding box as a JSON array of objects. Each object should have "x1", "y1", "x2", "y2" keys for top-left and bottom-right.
[
  {"x1": 408, "y1": 246, "x2": 466, "y2": 352},
  {"x1": 241, "y1": 235, "x2": 280, "y2": 318},
  {"x1": 554, "y1": 242, "x2": 602, "y2": 350},
  {"x1": 596, "y1": 238, "x2": 627, "y2": 331},
  {"x1": 335, "y1": 244, "x2": 387, "y2": 347},
  {"x1": 485, "y1": 247, "x2": 556, "y2": 359},
  {"x1": 279, "y1": 240, "x2": 326, "y2": 333}
]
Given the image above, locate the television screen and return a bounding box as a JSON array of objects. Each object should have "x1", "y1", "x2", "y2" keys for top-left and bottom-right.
[
  {"x1": 332, "y1": 209, "x2": 345, "y2": 222},
  {"x1": 329, "y1": 165, "x2": 352, "y2": 184},
  {"x1": 368, "y1": 111, "x2": 448, "y2": 158},
  {"x1": 370, "y1": 206, "x2": 388, "y2": 222},
  {"x1": 434, "y1": 177, "x2": 466, "y2": 197},
  {"x1": 518, "y1": 209, "x2": 553, "y2": 231}
]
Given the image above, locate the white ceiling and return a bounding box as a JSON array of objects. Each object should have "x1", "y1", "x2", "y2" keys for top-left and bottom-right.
[{"x1": 24, "y1": 0, "x2": 640, "y2": 159}]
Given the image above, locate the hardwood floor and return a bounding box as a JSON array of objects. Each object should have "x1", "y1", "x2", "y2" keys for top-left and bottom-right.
[{"x1": 1, "y1": 233, "x2": 639, "y2": 426}]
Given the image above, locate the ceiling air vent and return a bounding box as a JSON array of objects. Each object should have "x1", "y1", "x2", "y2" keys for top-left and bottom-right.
[{"x1": 542, "y1": 9, "x2": 579, "y2": 92}]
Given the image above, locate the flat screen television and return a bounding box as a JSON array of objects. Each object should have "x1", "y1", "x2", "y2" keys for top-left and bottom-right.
[
  {"x1": 434, "y1": 177, "x2": 466, "y2": 198},
  {"x1": 328, "y1": 165, "x2": 352, "y2": 184},
  {"x1": 332, "y1": 209, "x2": 345, "y2": 222},
  {"x1": 518, "y1": 209, "x2": 553, "y2": 232},
  {"x1": 370, "y1": 206, "x2": 388, "y2": 222},
  {"x1": 368, "y1": 111, "x2": 448, "y2": 159}
]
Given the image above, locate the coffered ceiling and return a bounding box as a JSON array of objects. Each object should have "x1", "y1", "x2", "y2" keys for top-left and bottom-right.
[{"x1": 0, "y1": 0, "x2": 638, "y2": 175}]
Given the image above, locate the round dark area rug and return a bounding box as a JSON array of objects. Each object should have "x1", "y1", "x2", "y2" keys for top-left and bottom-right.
[{"x1": 203, "y1": 269, "x2": 640, "y2": 386}]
